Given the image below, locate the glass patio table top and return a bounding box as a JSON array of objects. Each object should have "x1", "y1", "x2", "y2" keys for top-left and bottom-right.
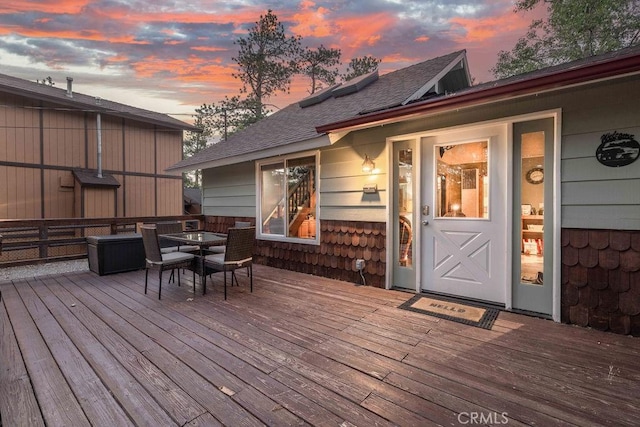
[{"x1": 161, "y1": 231, "x2": 226, "y2": 248}]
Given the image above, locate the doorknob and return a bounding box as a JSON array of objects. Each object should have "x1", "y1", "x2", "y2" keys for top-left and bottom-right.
[{"x1": 422, "y1": 220, "x2": 429, "y2": 226}]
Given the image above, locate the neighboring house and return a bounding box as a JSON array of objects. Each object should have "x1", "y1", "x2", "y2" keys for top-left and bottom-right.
[
  {"x1": 169, "y1": 48, "x2": 640, "y2": 335},
  {"x1": 184, "y1": 187, "x2": 202, "y2": 214},
  {"x1": 0, "y1": 74, "x2": 199, "y2": 219}
]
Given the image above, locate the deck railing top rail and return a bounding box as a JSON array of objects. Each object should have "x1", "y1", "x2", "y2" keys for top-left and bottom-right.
[{"x1": 0, "y1": 215, "x2": 204, "y2": 268}]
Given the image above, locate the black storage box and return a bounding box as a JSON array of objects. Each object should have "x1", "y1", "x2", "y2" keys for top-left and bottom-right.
[{"x1": 87, "y1": 234, "x2": 146, "y2": 276}]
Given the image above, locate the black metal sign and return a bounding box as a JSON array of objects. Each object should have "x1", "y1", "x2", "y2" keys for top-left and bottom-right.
[{"x1": 595, "y1": 131, "x2": 640, "y2": 167}]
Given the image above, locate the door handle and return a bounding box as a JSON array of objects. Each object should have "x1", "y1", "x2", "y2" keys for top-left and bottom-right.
[{"x1": 422, "y1": 220, "x2": 429, "y2": 226}]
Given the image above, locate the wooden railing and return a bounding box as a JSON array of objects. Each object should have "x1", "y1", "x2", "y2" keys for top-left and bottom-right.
[
  {"x1": 288, "y1": 170, "x2": 312, "y2": 222},
  {"x1": 0, "y1": 215, "x2": 204, "y2": 268}
]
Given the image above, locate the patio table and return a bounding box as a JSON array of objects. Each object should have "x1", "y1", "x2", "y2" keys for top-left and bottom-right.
[
  {"x1": 161, "y1": 231, "x2": 228, "y2": 293},
  {"x1": 161, "y1": 231, "x2": 226, "y2": 255}
]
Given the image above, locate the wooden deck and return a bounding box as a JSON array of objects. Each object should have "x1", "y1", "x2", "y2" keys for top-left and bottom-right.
[{"x1": 1, "y1": 265, "x2": 639, "y2": 426}]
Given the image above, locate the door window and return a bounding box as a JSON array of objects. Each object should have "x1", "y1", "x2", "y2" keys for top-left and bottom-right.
[{"x1": 435, "y1": 140, "x2": 489, "y2": 219}]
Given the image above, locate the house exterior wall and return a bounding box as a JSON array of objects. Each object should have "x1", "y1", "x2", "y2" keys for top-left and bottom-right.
[
  {"x1": 0, "y1": 92, "x2": 185, "y2": 219},
  {"x1": 200, "y1": 76, "x2": 640, "y2": 333},
  {"x1": 202, "y1": 162, "x2": 256, "y2": 218},
  {"x1": 319, "y1": 133, "x2": 387, "y2": 222}
]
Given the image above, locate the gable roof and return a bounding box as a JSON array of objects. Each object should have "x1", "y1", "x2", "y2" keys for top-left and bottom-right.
[
  {"x1": 317, "y1": 45, "x2": 640, "y2": 134},
  {"x1": 168, "y1": 50, "x2": 469, "y2": 172},
  {"x1": 0, "y1": 73, "x2": 199, "y2": 132}
]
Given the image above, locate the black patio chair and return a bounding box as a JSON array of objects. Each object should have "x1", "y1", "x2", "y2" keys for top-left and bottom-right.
[
  {"x1": 140, "y1": 225, "x2": 195, "y2": 299},
  {"x1": 202, "y1": 226, "x2": 255, "y2": 299}
]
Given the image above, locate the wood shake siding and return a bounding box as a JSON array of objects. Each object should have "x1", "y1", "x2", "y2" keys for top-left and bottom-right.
[
  {"x1": 203, "y1": 216, "x2": 387, "y2": 288},
  {"x1": 562, "y1": 229, "x2": 640, "y2": 335}
]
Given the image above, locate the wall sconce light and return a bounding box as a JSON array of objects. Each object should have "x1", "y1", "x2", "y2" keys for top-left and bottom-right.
[{"x1": 362, "y1": 154, "x2": 375, "y2": 173}]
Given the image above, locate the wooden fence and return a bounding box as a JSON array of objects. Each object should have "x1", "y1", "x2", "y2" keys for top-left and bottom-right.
[{"x1": 0, "y1": 215, "x2": 204, "y2": 268}]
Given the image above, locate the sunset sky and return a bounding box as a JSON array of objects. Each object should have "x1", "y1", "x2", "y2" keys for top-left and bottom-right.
[{"x1": 0, "y1": 1, "x2": 545, "y2": 121}]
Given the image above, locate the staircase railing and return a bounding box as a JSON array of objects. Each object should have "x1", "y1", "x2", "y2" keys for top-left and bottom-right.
[{"x1": 261, "y1": 169, "x2": 315, "y2": 233}]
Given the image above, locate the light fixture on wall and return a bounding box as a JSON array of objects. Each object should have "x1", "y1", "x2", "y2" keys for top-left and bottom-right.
[{"x1": 362, "y1": 154, "x2": 375, "y2": 173}]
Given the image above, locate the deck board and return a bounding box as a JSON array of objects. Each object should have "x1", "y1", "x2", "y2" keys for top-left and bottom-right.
[{"x1": 1, "y1": 264, "x2": 639, "y2": 426}]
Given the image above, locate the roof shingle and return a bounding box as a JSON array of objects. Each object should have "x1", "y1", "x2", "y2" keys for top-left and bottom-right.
[
  {"x1": 168, "y1": 50, "x2": 467, "y2": 171},
  {"x1": 0, "y1": 73, "x2": 199, "y2": 132}
]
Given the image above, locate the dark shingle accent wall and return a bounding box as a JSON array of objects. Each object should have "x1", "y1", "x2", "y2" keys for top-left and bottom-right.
[
  {"x1": 562, "y1": 228, "x2": 640, "y2": 335},
  {"x1": 203, "y1": 216, "x2": 386, "y2": 288}
]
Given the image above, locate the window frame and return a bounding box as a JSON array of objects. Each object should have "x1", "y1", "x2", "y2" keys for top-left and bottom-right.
[{"x1": 255, "y1": 150, "x2": 320, "y2": 245}]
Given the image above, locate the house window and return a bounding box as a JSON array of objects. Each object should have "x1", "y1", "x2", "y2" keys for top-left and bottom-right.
[{"x1": 258, "y1": 153, "x2": 318, "y2": 242}]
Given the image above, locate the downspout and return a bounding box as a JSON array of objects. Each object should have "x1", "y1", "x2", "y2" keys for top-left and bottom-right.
[{"x1": 96, "y1": 113, "x2": 103, "y2": 178}]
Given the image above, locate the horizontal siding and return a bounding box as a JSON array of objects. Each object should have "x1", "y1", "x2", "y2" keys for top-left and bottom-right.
[
  {"x1": 203, "y1": 206, "x2": 256, "y2": 217},
  {"x1": 203, "y1": 184, "x2": 254, "y2": 198},
  {"x1": 558, "y1": 79, "x2": 640, "y2": 230},
  {"x1": 202, "y1": 161, "x2": 256, "y2": 216},
  {"x1": 320, "y1": 207, "x2": 387, "y2": 222},
  {"x1": 562, "y1": 157, "x2": 639, "y2": 182},
  {"x1": 561, "y1": 127, "x2": 640, "y2": 159},
  {"x1": 320, "y1": 175, "x2": 387, "y2": 193},
  {"x1": 319, "y1": 135, "x2": 387, "y2": 222},
  {"x1": 563, "y1": 205, "x2": 640, "y2": 230},
  {"x1": 202, "y1": 195, "x2": 255, "y2": 208},
  {"x1": 320, "y1": 190, "x2": 387, "y2": 207},
  {"x1": 562, "y1": 180, "x2": 640, "y2": 205}
]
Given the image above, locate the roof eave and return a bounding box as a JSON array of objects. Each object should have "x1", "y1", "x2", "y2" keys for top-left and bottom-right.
[
  {"x1": 0, "y1": 85, "x2": 200, "y2": 132},
  {"x1": 166, "y1": 134, "x2": 333, "y2": 173},
  {"x1": 403, "y1": 50, "x2": 469, "y2": 105},
  {"x1": 317, "y1": 52, "x2": 640, "y2": 134}
]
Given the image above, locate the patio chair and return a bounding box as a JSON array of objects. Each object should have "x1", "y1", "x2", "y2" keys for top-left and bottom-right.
[
  {"x1": 206, "y1": 221, "x2": 252, "y2": 254},
  {"x1": 140, "y1": 225, "x2": 195, "y2": 299},
  {"x1": 203, "y1": 226, "x2": 255, "y2": 299}
]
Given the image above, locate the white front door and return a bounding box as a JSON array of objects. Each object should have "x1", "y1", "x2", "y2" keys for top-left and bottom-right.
[{"x1": 420, "y1": 124, "x2": 508, "y2": 304}]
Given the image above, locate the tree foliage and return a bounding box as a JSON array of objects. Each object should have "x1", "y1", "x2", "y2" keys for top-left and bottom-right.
[
  {"x1": 182, "y1": 114, "x2": 211, "y2": 187},
  {"x1": 233, "y1": 9, "x2": 301, "y2": 118},
  {"x1": 341, "y1": 55, "x2": 382, "y2": 81},
  {"x1": 492, "y1": 0, "x2": 640, "y2": 79},
  {"x1": 196, "y1": 95, "x2": 266, "y2": 141},
  {"x1": 193, "y1": 10, "x2": 382, "y2": 144},
  {"x1": 299, "y1": 44, "x2": 342, "y2": 94}
]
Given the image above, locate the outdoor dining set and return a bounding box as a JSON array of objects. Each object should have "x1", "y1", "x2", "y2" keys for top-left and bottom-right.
[{"x1": 140, "y1": 221, "x2": 255, "y2": 300}]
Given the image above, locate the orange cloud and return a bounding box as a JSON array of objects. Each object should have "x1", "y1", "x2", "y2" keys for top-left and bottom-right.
[
  {"x1": 0, "y1": 0, "x2": 89, "y2": 14},
  {"x1": 415, "y1": 35, "x2": 430, "y2": 43},
  {"x1": 0, "y1": 26, "x2": 150, "y2": 44},
  {"x1": 449, "y1": 10, "x2": 533, "y2": 44},
  {"x1": 190, "y1": 46, "x2": 227, "y2": 52},
  {"x1": 130, "y1": 55, "x2": 238, "y2": 88},
  {"x1": 289, "y1": 1, "x2": 334, "y2": 38},
  {"x1": 335, "y1": 13, "x2": 396, "y2": 50}
]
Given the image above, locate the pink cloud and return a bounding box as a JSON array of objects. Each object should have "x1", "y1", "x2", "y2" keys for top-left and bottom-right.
[
  {"x1": 289, "y1": 1, "x2": 335, "y2": 38},
  {"x1": 335, "y1": 12, "x2": 397, "y2": 53}
]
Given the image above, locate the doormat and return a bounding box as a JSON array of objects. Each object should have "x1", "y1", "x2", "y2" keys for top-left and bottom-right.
[{"x1": 399, "y1": 294, "x2": 500, "y2": 330}]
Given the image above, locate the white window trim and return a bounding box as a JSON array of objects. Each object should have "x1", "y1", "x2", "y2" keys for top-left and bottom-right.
[{"x1": 255, "y1": 150, "x2": 320, "y2": 245}]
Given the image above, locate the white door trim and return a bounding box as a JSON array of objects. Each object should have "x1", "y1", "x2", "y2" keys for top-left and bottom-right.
[{"x1": 385, "y1": 108, "x2": 562, "y2": 321}]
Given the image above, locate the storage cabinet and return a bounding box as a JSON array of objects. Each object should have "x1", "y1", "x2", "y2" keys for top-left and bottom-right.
[{"x1": 87, "y1": 234, "x2": 146, "y2": 275}]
